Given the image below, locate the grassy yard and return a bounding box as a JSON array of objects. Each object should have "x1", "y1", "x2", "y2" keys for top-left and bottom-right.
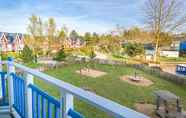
[
  {"x1": 160, "y1": 56, "x2": 186, "y2": 62},
  {"x1": 34, "y1": 63, "x2": 186, "y2": 118}
]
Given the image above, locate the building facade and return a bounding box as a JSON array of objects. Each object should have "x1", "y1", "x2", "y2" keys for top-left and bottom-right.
[
  {"x1": 63, "y1": 37, "x2": 85, "y2": 49},
  {"x1": 0, "y1": 32, "x2": 24, "y2": 52}
]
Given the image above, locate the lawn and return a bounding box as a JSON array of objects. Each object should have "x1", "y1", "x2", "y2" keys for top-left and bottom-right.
[
  {"x1": 34, "y1": 63, "x2": 186, "y2": 118},
  {"x1": 160, "y1": 56, "x2": 186, "y2": 62}
]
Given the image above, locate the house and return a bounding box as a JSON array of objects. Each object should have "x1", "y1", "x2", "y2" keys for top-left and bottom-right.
[
  {"x1": 160, "y1": 43, "x2": 179, "y2": 58},
  {"x1": 144, "y1": 43, "x2": 155, "y2": 61},
  {"x1": 160, "y1": 39, "x2": 186, "y2": 58},
  {"x1": 64, "y1": 37, "x2": 85, "y2": 49},
  {"x1": 0, "y1": 32, "x2": 24, "y2": 52}
]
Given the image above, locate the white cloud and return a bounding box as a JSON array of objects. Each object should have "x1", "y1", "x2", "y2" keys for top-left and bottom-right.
[{"x1": 0, "y1": 0, "x2": 146, "y2": 34}]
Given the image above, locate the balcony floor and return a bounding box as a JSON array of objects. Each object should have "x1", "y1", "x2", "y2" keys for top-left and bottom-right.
[{"x1": 0, "y1": 113, "x2": 13, "y2": 118}]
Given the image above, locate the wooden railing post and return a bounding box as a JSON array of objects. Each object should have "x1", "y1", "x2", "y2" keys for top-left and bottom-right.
[
  {"x1": 7, "y1": 57, "x2": 15, "y2": 112},
  {"x1": 25, "y1": 73, "x2": 34, "y2": 118},
  {"x1": 61, "y1": 91, "x2": 74, "y2": 118}
]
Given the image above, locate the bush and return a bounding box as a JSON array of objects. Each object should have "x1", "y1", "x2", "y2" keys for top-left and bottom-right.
[
  {"x1": 89, "y1": 50, "x2": 96, "y2": 59},
  {"x1": 53, "y1": 48, "x2": 66, "y2": 61},
  {"x1": 123, "y1": 43, "x2": 144, "y2": 57},
  {"x1": 1, "y1": 52, "x2": 20, "y2": 60},
  {"x1": 20, "y1": 45, "x2": 34, "y2": 63}
]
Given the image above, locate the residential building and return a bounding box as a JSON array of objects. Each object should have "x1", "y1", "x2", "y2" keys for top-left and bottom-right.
[
  {"x1": 64, "y1": 37, "x2": 85, "y2": 49},
  {"x1": 0, "y1": 32, "x2": 24, "y2": 52}
]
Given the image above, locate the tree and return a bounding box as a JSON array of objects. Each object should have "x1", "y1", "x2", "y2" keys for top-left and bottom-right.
[
  {"x1": 84, "y1": 32, "x2": 92, "y2": 45},
  {"x1": 89, "y1": 49, "x2": 96, "y2": 60},
  {"x1": 46, "y1": 18, "x2": 57, "y2": 52},
  {"x1": 21, "y1": 45, "x2": 34, "y2": 63},
  {"x1": 53, "y1": 46, "x2": 66, "y2": 61},
  {"x1": 97, "y1": 34, "x2": 121, "y2": 54},
  {"x1": 123, "y1": 43, "x2": 144, "y2": 57},
  {"x1": 92, "y1": 32, "x2": 100, "y2": 44},
  {"x1": 70, "y1": 30, "x2": 79, "y2": 40},
  {"x1": 27, "y1": 15, "x2": 44, "y2": 61},
  {"x1": 58, "y1": 28, "x2": 67, "y2": 43},
  {"x1": 143, "y1": 0, "x2": 186, "y2": 62}
]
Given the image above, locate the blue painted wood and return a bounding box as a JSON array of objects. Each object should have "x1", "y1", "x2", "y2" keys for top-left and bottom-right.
[
  {"x1": 11, "y1": 73, "x2": 26, "y2": 118},
  {"x1": 32, "y1": 90, "x2": 36, "y2": 118},
  {"x1": 48, "y1": 101, "x2": 52, "y2": 118},
  {"x1": 28, "y1": 84, "x2": 61, "y2": 118},
  {"x1": 68, "y1": 109, "x2": 84, "y2": 118},
  {"x1": 0, "y1": 72, "x2": 9, "y2": 106},
  {"x1": 54, "y1": 106, "x2": 59, "y2": 118},
  {"x1": 36, "y1": 93, "x2": 39, "y2": 118},
  {"x1": 41, "y1": 97, "x2": 45, "y2": 118},
  {"x1": 28, "y1": 85, "x2": 60, "y2": 108}
]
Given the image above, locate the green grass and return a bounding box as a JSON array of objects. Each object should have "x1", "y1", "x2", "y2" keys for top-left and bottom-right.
[
  {"x1": 23, "y1": 62, "x2": 42, "y2": 68},
  {"x1": 160, "y1": 56, "x2": 186, "y2": 62},
  {"x1": 34, "y1": 63, "x2": 186, "y2": 118}
]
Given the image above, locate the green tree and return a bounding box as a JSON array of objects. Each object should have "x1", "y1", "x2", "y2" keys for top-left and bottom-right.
[
  {"x1": 123, "y1": 43, "x2": 144, "y2": 57},
  {"x1": 58, "y1": 28, "x2": 67, "y2": 43},
  {"x1": 53, "y1": 46, "x2": 66, "y2": 61},
  {"x1": 84, "y1": 32, "x2": 92, "y2": 44},
  {"x1": 21, "y1": 45, "x2": 34, "y2": 63}
]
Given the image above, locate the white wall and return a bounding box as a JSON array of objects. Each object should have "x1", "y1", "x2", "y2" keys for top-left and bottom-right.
[{"x1": 160, "y1": 50, "x2": 179, "y2": 57}]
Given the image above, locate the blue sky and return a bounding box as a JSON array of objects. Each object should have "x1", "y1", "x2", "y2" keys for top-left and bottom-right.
[{"x1": 0, "y1": 0, "x2": 145, "y2": 34}]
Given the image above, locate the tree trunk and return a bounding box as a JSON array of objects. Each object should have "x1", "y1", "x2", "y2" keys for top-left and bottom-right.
[{"x1": 153, "y1": 32, "x2": 160, "y2": 63}]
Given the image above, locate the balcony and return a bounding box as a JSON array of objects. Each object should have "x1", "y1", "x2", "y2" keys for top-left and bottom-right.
[{"x1": 0, "y1": 57, "x2": 149, "y2": 118}]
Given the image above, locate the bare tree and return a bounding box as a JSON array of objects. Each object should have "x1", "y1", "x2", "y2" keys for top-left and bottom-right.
[
  {"x1": 27, "y1": 15, "x2": 44, "y2": 62},
  {"x1": 143, "y1": 0, "x2": 186, "y2": 62}
]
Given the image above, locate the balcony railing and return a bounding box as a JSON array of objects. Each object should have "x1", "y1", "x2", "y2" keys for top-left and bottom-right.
[{"x1": 0, "y1": 57, "x2": 149, "y2": 118}]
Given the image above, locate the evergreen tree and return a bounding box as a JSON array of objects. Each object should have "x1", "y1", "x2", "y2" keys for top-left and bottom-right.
[
  {"x1": 53, "y1": 46, "x2": 66, "y2": 61},
  {"x1": 21, "y1": 45, "x2": 34, "y2": 63}
]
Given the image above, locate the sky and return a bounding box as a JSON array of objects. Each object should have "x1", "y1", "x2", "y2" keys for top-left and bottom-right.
[{"x1": 0, "y1": 0, "x2": 146, "y2": 34}]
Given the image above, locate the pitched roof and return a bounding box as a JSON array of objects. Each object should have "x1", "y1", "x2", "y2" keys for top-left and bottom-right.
[{"x1": 0, "y1": 32, "x2": 24, "y2": 44}]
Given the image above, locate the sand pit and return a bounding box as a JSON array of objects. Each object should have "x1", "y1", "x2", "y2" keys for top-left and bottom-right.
[
  {"x1": 135, "y1": 103, "x2": 158, "y2": 118},
  {"x1": 120, "y1": 76, "x2": 153, "y2": 87},
  {"x1": 76, "y1": 68, "x2": 107, "y2": 78}
]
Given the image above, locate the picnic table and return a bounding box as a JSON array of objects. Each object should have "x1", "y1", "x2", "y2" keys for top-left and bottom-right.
[{"x1": 154, "y1": 90, "x2": 186, "y2": 118}]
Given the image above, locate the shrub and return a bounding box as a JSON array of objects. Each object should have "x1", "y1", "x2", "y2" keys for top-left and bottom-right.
[
  {"x1": 1, "y1": 52, "x2": 20, "y2": 60},
  {"x1": 20, "y1": 45, "x2": 34, "y2": 63},
  {"x1": 123, "y1": 43, "x2": 144, "y2": 57},
  {"x1": 53, "y1": 47, "x2": 66, "y2": 61}
]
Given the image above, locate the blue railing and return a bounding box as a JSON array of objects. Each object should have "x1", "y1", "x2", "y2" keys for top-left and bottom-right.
[
  {"x1": 0, "y1": 58, "x2": 149, "y2": 118},
  {"x1": 11, "y1": 73, "x2": 84, "y2": 118},
  {"x1": 12, "y1": 73, "x2": 26, "y2": 118},
  {"x1": 29, "y1": 84, "x2": 61, "y2": 118},
  {"x1": 29, "y1": 84, "x2": 84, "y2": 118},
  {"x1": 0, "y1": 72, "x2": 9, "y2": 106}
]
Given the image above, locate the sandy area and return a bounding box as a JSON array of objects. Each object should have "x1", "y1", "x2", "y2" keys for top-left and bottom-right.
[
  {"x1": 161, "y1": 65, "x2": 177, "y2": 75},
  {"x1": 76, "y1": 68, "x2": 107, "y2": 78},
  {"x1": 135, "y1": 103, "x2": 158, "y2": 118},
  {"x1": 120, "y1": 76, "x2": 154, "y2": 87}
]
